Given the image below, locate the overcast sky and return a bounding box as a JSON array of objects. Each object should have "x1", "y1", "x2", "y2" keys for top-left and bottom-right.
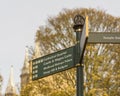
[{"x1": 0, "y1": 0, "x2": 120, "y2": 94}]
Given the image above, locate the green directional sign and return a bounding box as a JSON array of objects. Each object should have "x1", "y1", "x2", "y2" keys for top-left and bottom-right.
[
  {"x1": 88, "y1": 32, "x2": 120, "y2": 44},
  {"x1": 32, "y1": 46, "x2": 75, "y2": 80}
]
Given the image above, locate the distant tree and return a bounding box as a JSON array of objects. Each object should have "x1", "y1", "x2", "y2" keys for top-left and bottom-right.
[{"x1": 22, "y1": 8, "x2": 120, "y2": 96}]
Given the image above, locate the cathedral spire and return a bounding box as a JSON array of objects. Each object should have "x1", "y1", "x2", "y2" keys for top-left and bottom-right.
[
  {"x1": 5, "y1": 65, "x2": 17, "y2": 95},
  {"x1": 20, "y1": 47, "x2": 30, "y2": 88},
  {"x1": 8, "y1": 65, "x2": 14, "y2": 87},
  {"x1": 34, "y1": 41, "x2": 41, "y2": 58},
  {"x1": 21, "y1": 46, "x2": 30, "y2": 74},
  {"x1": 24, "y1": 46, "x2": 29, "y2": 68}
]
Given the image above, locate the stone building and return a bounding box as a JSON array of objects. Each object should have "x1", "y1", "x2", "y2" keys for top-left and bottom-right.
[
  {"x1": 20, "y1": 41, "x2": 41, "y2": 88},
  {"x1": 20, "y1": 47, "x2": 30, "y2": 89},
  {"x1": 5, "y1": 66, "x2": 17, "y2": 96},
  {"x1": 20, "y1": 41, "x2": 42, "y2": 95}
]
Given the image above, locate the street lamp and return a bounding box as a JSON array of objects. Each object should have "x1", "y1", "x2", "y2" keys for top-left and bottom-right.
[
  {"x1": 73, "y1": 14, "x2": 85, "y2": 32},
  {"x1": 73, "y1": 14, "x2": 85, "y2": 64},
  {"x1": 73, "y1": 14, "x2": 85, "y2": 96}
]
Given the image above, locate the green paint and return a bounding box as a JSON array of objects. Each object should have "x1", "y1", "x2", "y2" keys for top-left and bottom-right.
[{"x1": 32, "y1": 46, "x2": 75, "y2": 80}]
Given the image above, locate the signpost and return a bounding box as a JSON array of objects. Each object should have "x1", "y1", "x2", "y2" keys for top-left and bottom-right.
[
  {"x1": 75, "y1": 16, "x2": 89, "y2": 96},
  {"x1": 31, "y1": 14, "x2": 120, "y2": 96},
  {"x1": 32, "y1": 46, "x2": 75, "y2": 80}
]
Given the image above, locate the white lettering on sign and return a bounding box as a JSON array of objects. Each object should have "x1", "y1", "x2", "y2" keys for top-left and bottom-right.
[
  {"x1": 58, "y1": 64, "x2": 68, "y2": 70},
  {"x1": 32, "y1": 74, "x2": 38, "y2": 79},
  {"x1": 43, "y1": 64, "x2": 55, "y2": 70},
  {"x1": 103, "y1": 36, "x2": 114, "y2": 40},
  {"x1": 57, "y1": 51, "x2": 67, "y2": 57},
  {"x1": 33, "y1": 70, "x2": 38, "y2": 74},
  {"x1": 43, "y1": 70, "x2": 50, "y2": 75},
  {"x1": 42, "y1": 52, "x2": 73, "y2": 75},
  {"x1": 54, "y1": 61, "x2": 65, "y2": 67},
  {"x1": 32, "y1": 46, "x2": 75, "y2": 80},
  {"x1": 103, "y1": 36, "x2": 120, "y2": 40},
  {"x1": 32, "y1": 65, "x2": 38, "y2": 70}
]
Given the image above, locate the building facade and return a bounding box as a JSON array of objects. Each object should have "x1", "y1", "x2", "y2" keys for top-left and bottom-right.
[
  {"x1": 20, "y1": 47, "x2": 30, "y2": 89},
  {"x1": 20, "y1": 42, "x2": 41, "y2": 95}
]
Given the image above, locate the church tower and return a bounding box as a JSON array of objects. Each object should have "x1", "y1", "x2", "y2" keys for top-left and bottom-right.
[
  {"x1": 33, "y1": 41, "x2": 41, "y2": 59},
  {"x1": 20, "y1": 47, "x2": 30, "y2": 88},
  {"x1": 20, "y1": 41, "x2": 41, "y2": 92},
  {"x1": 5, "y1": 65, "x2": 17, "y2": 96}
]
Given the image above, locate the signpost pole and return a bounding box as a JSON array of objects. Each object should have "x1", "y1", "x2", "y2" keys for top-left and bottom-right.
[
  {"x1": 73, "y1": 14, "x2": 85, "y2": 96},
  {"x1": 77, "y1": 61, "x2": 84, "y2": 96},
  {"x1": 76, "y1": 31, "x2": 84, "y2": 96},
  {"x1": 73, "y1": 15, "x2": 89, "y2": 96}
]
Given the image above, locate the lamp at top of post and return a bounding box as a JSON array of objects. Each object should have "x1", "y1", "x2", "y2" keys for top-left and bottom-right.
[{"x1": 73, "y1": 14, "x2": 85, "y2": 32}]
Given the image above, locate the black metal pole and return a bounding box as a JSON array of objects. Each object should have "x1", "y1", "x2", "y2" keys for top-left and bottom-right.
[
  {"x1": 73, "y1": 14, "x2": 85, "y2": 96},
  {"x1": 76, "y1": 62, "x2": 84, "y2": 96},
  {"x1": 76, "y1": 32, "x2": 84, "y2": 96}
]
